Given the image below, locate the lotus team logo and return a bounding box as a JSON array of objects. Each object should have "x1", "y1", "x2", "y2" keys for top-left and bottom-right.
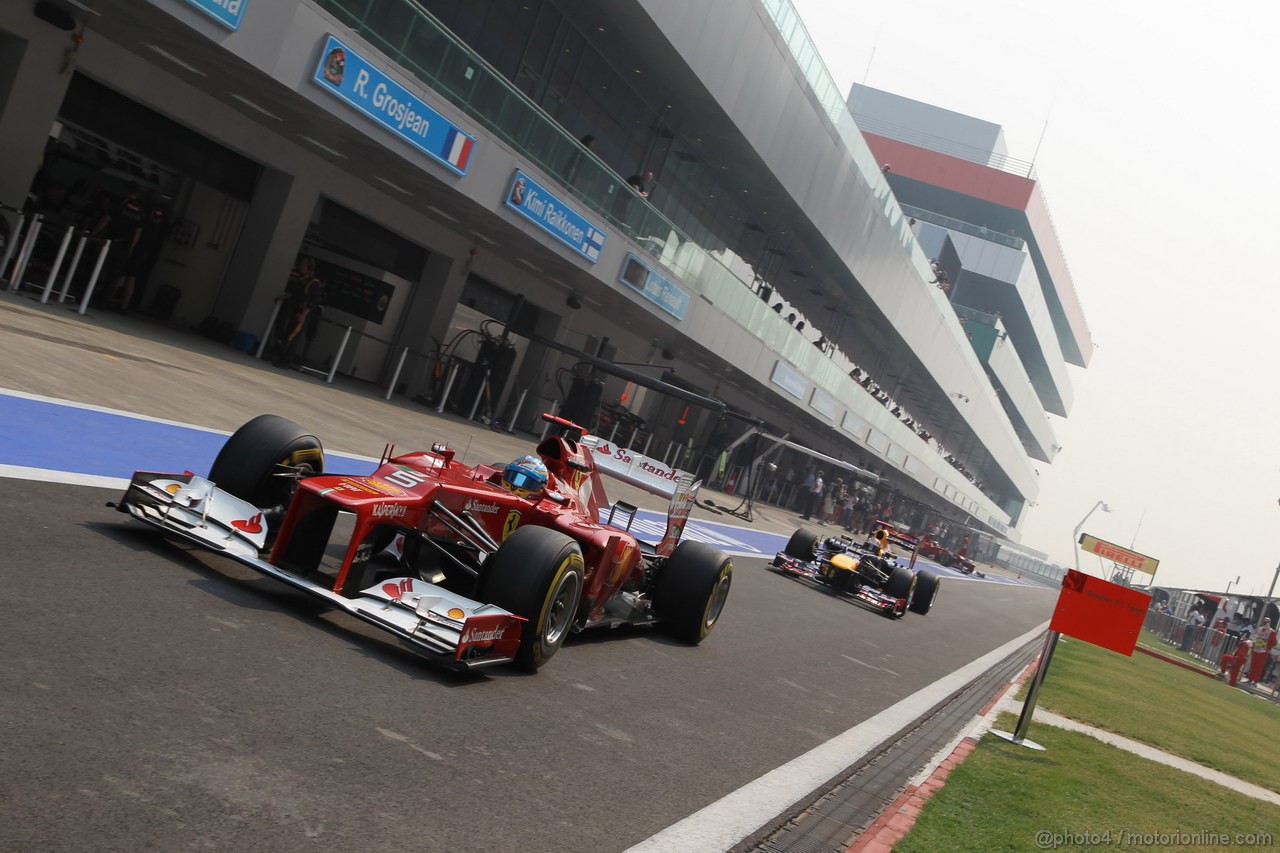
[{"x1": 323, "y1": 47, "x2": 346, "y2": 85}]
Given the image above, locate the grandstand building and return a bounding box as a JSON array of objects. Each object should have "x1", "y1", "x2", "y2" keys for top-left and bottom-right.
[{"x1": 0, "y1": 0, "x2": 1089, "y2": 544}]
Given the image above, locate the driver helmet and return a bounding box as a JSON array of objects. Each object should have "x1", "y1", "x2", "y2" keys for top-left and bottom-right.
[{"x1": 501, "y1": 455, "x2": 548, "y2": 500}]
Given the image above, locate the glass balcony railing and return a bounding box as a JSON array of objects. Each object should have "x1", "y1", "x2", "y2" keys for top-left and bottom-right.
[{"x1": 901, "y1": 204, "x2": 1026, "y2": 250}]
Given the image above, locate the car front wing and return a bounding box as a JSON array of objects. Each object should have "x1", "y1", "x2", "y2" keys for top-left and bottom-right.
[
  {"x1": 113, "y1": 471, "x2": 524, "y2": 669},
  {"x1": 770, "y1": 552, "x2": 907, "y2": 615}
]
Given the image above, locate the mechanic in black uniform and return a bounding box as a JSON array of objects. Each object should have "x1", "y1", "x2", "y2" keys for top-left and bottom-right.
[
  {"x1": 273, "y1": 257, "x2": 327, "y2": 367},
  {"x1": 94, "y1": 183, "x2": 146, "y2": 312}
]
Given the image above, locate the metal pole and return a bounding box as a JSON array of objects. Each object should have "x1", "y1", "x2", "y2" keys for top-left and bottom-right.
[
  {"x1": 1072, "y1": 501, "x2": 1109, "y2": 576},
  {"x1": 991, "y1": 629, "x2": 1059, "y2": 751},
  {"x1": 0, "y1": 212, "x2": 27, "y2": 284},
  {"x1": 467, "y1": 369, "x2": 490, "y2": 422},
  {"x1": 77, "y1": 239, "x2": 112, "y2": 315},
  {"x1": 385, "y1": 346, "x2": 410, "y2": 400},
  {"x1": 436, "y1": 362, "x2": 459, "y2": 414},
  {"x1": 256, "y1": 301, "x2": 282, "y2": 359},
  {"x1": 10, "y1": 214, "x2": 43, "y2": 293},
  {"x1": 506, "y1": 388, "x2": 527, "y2": 433},
  {"x1": 57, "y1": 233, "x2": 88, "y2": 302},
  {"x1": 40, "y1": 225, "x2": 75, "y2": 303},
  {"x1": 326, "y1": 326, "x2": 352, "y2": 383}
]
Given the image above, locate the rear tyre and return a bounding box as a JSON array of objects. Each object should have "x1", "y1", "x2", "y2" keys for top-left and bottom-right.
[
  {"x1": 909, "y1": 571, "x2": 941, "y2": 615},
  {"x1": 480, "y1": 526, "x2": 584, "y2": 672},
  {"x1": 884, "y1": 566, "x2": 917, "y2": 619},
  {"x1": 209, "y1": 414, "x2": 324, "y2": 508},
  {"x1": 653, "y1": 541, "x2": 733, "y2": 644},
  {"x1": 784, "y1": 527, "x2": 822, "y2": 561}
]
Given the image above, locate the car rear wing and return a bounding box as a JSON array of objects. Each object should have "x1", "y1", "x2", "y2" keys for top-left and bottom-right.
[
  {"x1": 580, "y1": 434, "x2": 699, "y2": 557},
  {"x1": 872, "y1": 519, "x2": 920, "y2": 552},
  {"x1": 580, "y1": 435, "x2": 696, "y2": 500}
]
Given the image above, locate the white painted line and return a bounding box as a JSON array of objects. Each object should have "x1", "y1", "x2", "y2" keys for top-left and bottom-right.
[
  {"x1": 905, "y1": 656, "x2": 1038, "y2": 789},
  {"x1": 624, "y1": 622, "x2": 1050, "y2": 853},
  {"x1": 0, "y1": 465, "x2": 127, "y2": 490}
]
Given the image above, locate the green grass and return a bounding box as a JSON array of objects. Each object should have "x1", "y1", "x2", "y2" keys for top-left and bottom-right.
[
  {"x1": 896, "y1": 712, "x2": 1280, "y2": 853},
  {"x1": 1025, "y1": 636, "x2": 1280, "y2": 791}
]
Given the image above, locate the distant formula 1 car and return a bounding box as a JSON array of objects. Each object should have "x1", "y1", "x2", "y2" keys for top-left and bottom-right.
[
  {"x1": 914, "y1": 536, "x2": 983, "y2": 577},
  {"x1": 770, "y1": 527, "x2": 941, "y2": 618},
  {"x1": 111, "y1": 413, "x2": 732, "y2": 672}
]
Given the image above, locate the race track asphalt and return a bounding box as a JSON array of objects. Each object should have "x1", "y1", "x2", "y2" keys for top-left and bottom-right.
[{"x1": 0, "y1": 294, "x2": 1056, "y2": 851}]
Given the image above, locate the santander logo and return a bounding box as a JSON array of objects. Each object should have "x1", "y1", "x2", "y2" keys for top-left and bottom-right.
[
  {"x1": 461, "y1": 626, "x2": 506, "y2": 643},
  {"x1": 232, "y1": 513, "x2": 264, "y2": 534}
]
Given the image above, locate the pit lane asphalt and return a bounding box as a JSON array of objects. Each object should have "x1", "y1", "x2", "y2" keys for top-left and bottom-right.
[{"x1": 0, "y1": 294, "x2": 1056, "y2": 851}]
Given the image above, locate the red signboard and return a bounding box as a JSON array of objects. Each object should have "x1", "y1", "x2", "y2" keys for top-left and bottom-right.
[{"x1": 1050, "y1": 570, "x2": 1152, "y2": 656}]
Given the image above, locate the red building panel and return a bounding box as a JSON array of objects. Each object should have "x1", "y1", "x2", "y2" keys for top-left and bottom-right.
[{"x1": 863, "y1": 132, "x2": 1035, "y2": 210}]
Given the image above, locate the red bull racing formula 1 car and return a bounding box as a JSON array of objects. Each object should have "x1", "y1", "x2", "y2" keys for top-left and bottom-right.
[
  {"x1": 770, "y1": 526, "x2": 940, "y2": 618},
  {"x1": 110, "y1": 413, "x2": 732, "y2": 672}
]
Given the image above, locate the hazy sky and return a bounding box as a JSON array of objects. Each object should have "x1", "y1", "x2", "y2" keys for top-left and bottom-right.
[{"x1": 791, "y1": 0, "x2": 1280, "y2": 597}]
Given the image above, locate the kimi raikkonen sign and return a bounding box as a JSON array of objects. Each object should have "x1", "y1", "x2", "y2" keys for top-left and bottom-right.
[{"x1": 1050, "y1": 570, "x2": 1152, "y2": 656}]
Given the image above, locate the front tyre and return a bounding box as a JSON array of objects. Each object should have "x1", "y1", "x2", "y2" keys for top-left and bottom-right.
[
  {"x1": 784, "y1": 527, "x2": 822, "y2": 561},
  {"x1": 909, "y1": 571, "x2": 941, "y2": 615},
  {"x1": 480, "y1": 526, "x2": 584, "y2": 672},
  {"x1": 884, "y1": 566, "x2": 917, "y2": 619},
  {"x1": 653, "y1": 541, "x2": 733, "y2": 644},
  {"x1": 208, "y1": 414, "x2": 323, "y2": 508}
]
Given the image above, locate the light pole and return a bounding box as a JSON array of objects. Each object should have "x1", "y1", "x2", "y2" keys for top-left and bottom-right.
[{"x1": 1072, "y1": 500, "x2": 1112, "y2": 576}]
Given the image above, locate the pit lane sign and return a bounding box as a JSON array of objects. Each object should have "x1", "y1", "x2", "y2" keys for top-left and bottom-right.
[
  {"x1": 1050, "y1": 569, "x2": 1151, "y2": 656},
  {"x1": 1077, "y1": 533, "x2": 1159, "y2": 577},
  {"x1": 179, "y1": 0, "x2": 248, "y2": 30},
  {"x1": 312, "y1": 35, "x2": 476, "y2": 176},
  {"x1": 505, "y1": 170, "x2": 606, "y2": 263}
]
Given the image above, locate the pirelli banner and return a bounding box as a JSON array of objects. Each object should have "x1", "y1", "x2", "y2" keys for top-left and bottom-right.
[{"x1": 1078, "y1": 534, "x2": 1159, "y2": 578}]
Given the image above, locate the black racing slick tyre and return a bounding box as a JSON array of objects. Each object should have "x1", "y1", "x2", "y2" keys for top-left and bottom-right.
[
  {"x1": 909, "y1": 571, "x2": 941, "y2": 615},
  {"x1": 653, "y1": 540, "x2": 733, "y2": 644},
  {"x1": 208, "y1": 414, "x2": 324, "y2": 508},
  {"x1": 884, "y1": 566, "x2": 917, "y2": 619},
  {"x1": 480, "y1": 526, "x2": 584, "y2": 672},
  {"x1": 784, "y1": 527, "x2": 821, "y2": 561}
]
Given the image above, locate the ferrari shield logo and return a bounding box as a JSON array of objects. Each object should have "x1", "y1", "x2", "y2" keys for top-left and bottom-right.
[{"x1": 502, "y1": 510, "x2": 521, "y2": 540}]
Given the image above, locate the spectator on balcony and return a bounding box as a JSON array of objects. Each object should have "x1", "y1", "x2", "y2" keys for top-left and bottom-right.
[{"x1": 626, "y1": 170, "x2": 654, "y2": 199}]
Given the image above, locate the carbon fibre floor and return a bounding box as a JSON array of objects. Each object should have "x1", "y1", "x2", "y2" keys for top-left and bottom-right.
[{"x1": 744, "y1": 638, "x2": 1041, "y2": 853}]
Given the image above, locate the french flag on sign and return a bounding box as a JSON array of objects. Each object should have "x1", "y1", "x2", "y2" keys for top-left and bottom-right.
[{"x1": 442, "y1": 128, "x2": 474, "y2": 173}]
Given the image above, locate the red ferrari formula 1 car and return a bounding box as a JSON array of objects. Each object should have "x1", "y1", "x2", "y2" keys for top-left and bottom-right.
[
  {"x1": 111, "y1": 413, "x2": 732, "y2": 672},
  {"x1": 915, "y1": 536, "x2": 983, "y2": 577},
  {"x1": 770, "y1": 526, "x2": 940, "y2": 618}
]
